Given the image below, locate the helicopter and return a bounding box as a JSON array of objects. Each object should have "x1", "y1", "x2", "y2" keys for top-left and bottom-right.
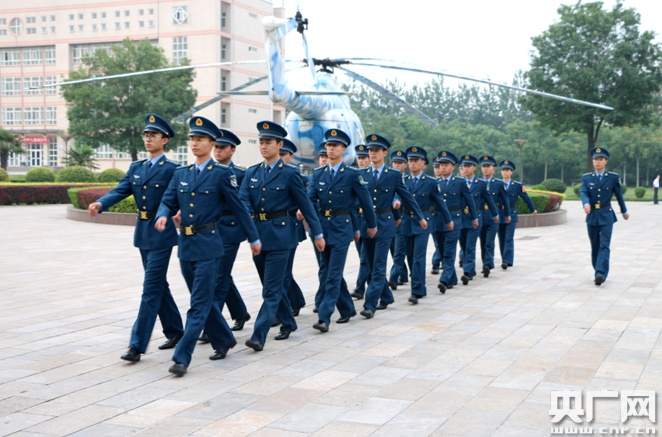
[{"x1": 52, "y1": 9, "x2": 613, "y2": 167}]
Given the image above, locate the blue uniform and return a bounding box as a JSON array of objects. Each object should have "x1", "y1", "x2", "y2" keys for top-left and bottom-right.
[
  {"x1": 497, "y1": 180, "x2": 535, "y2": 267},
  {"x1": 240, "y1": 159, "x2": 323, "y2": 345},
  {"x1": 388, "y1": 196, "x2": 410, "y2": 287},
  {"x1": 285, "y1": 170, "x2": 308, "y2": 316},
  {"x1": 362, "y1": 166, "x2": 424, "y2": 312},
  {"x1": 157, "y1": 160, "x2": 259, "y2": 367},
  {"x1": 579, "y1": 171, "x2": 627, "y2": 279},
  {"x1": 98, "y1": 154, "x2": 183, "y2": 353},
  {"x1": 352, "y1": 203, "x2": 370, "y2": 297},
  {"x1": 459, "y1": 177, "x2": 497, "y2": 278},
  {"x1": 479, "y1": 177, "x2": 511, "y2": 271},
  {"x1": 433, "y1": 175, "x2": 477, "y2": 287},
  {"x1": 401, "y1": 173, "x2": 450, "y2": 297},
  {"x1": 215, "y1": 162, "x2": 251, "y2": 325},
  {"x1": 309, "y1": 163, "x2": 376, "y2": 325}
]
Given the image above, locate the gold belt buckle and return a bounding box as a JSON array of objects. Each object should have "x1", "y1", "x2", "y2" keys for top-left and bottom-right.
[
  {"x1": 358, "y1": 208, "x2": 363, "y2": 214},
  {"x1": 139, "y1": 211, "x2": 149, "y2": 220},
  {"x1": 184, "y1": 225, "x2": 194, "y2": 236},
  {"x1": 594, "y1": 203, "x2": 601, "y2": 209},
  {"x1": 484, "y1": 204, "x2": 488, "y2": 210},
  {"x1": 324, "y1": 209, "x2": 332, "y2": 217},
  {"x1": 258, "y1": 212, "x2": 267, "y2": 221},
  {"x1": 464, "y1": 207, "x2": 469, "y2": 214}
]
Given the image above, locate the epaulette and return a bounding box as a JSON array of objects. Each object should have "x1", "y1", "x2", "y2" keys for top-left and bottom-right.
[
  {"x1": 286, "y1": 163, "x2": 298, "y2": 169},
  {"x1": 214, "y1": 162, "x2": 229, "y2": 169},
  {"x1": 248, "y1": 162, "x2": 262, "y2": 170},
  {"x1": 233, "y1": 165, "x2": 246, "y2": 171},
  {"x1": 387, "y1": 167, "x2": 401, "y2": 174},
  {"x1": 174, "y1": 164, "x2": 190, "y2": 172},
  {"x1": 583, "y1": 172, "x2": 592, "y2": 176},
  {"x1": 314, "y1": 165, "x2": 326, "y2": 171},
  {"x1": 513, "y1": 181, "x2": 521, "y2": 185},
  {"x1": 608, "y1": 171, "x2": 619, "y2": 176}
]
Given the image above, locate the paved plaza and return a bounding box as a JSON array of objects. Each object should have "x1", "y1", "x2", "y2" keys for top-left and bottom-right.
[{"x1": 1, "y1": 201, "x2": 662, "y2": 436}]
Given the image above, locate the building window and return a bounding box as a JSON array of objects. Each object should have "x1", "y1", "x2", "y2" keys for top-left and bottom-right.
[
  {"x1": 248, "y1": 108, "x2": 257, "y2": 114},
  {"x1": 78, "y1": 13, "x2": 83, "y2": 19},
  {"x1": 220, "y1": 103, "x2": 230, "y2": 126},
  {"x1": 95, "y1": 144, "x2": 113, "y2": 159},
  {"x1": 26, "y1": 17, "x2": 36, "y2": 24},
  {"x1": 248, "y1": 139, "x2": 257, "y2": 145},
  {"x1": 9, "y1": 18, "x2": 22, "y2": 34},
  {"x1": 148, "y1": 20, "x2": 154, "y2": 28},
  {"x1": 139, "y1": 9, "x2": 144, "y2": 15},
  {"x1": 24, "y1": 47, "x2": 42, "y2": 64},
  {"x1": 0, "y1": 18, "x2": 6, "y2": 25},
  {"x1": 2, "y1": 107, "x2": 21, "y2": 125},
  {"x1": 78, "y1": 24, "x2": 83, "y2": 31},
  {"x1": 221, "y1": 2, "x2": 230, "y2": 29},
  {"x1": 172, "y1": 6, "x2": 188, "y2": 24},
  {"x1": 24, "y1": 77, "x2": 42, "y2": 95},
  {"x1": 50, "y1": 15, "x2": 56, "y2": 21},
  {"x1": 24, "y1": 107, "x2": 42, "y2": 125},
  {"x1": 0, "y1": 48, "x2": 20, "y2": 65},
  {"x1": 124, "y1": 10, "x2": 130, "y2": 17},
  {"x1": 48, "y1": 138, "x2": 58, "y2": 166},
  {"x1": 220, "y1": 37, "x2": 230, "y2": 61},
  {"x1": 44, "y1": 76, "x2": 57, "y2": 95},
  {"x1": 115, "y1": 22, "x2": 120, "y2": 30},
  {"x1": 124, "y1": 21, "x2": 129, "y2": 29},
  {"x1": 41, "y1": 27, "x2": 47, "y2": 34},
  {"x1": 139, "y1": 21, "x2": 144, "y2": 28},
  {"x1": 172, "y1": 36, "x2": 187, "y2": 65},
  {"x1": 69, "y1": 14, "x2": 74, "y2": 20},
  {"x1": 248, "y1": 45, "x2": 257, "y2": 52},
  {"x1": 71, "y1": 43, "x2": 114, "y2": 66},
  {"x1": 0, "y1": 30, "x2": 7, "y2": 36},
  {"x1": 27, "y1": 28, "x2": 37, "y2": 34},
  {"x1": 9, "y1": 151, "x2": 25, "y2": 167},
  {"x1": 115, "y1": 11, "x2": 120, "y2": 18},
  {"x1": 220, "y1": 70, "x2": 230, "y2": 91},
  {"x1": 1, "y1": 77, "x2": 21, "y2": 96},
  {"x1": 170, "y1": 145, "x2": 187, "y2": 165},
  {"x1": 101, "y1": 23, "x2": 106, "y2": 31},
  {"x1": 149, "y1": 8, "x2": 154, "y2": 15},
  {"x1": 101, "y1": 12, "x2": 106, "y2": 18},
  {"x1": 92, "y1": 23, "x2": 97, "y2": 32},
  {"x1": 45, "y1": 107, "x2": 56, "y2": 125}
]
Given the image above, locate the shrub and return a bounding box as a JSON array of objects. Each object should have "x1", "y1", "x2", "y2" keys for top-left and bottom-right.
[
  {"x1": 9, "y1": 174, "x2": 26, "y2": 182},
  {"x1": 621, "y1": 185, "x2": 628, "y2": 195},
  {"x1": 1, "y1": 184, "x2": 75, "y2": 205},
  {"x1": 0, "y1": 168, "x2": 8, "y2": 182},
  {"x1": 573, "y1": 183, "x2": 582, "y2": 196},
  {"x1": 516, "y1": 189, "x2": 564, "y2": 214},
  {"x1": 97, "y1": 168, "x2": 125, "y2": 183},
  {"x1": 541, "y1": 178, "x2": 567, "y2": 194},
  {"x1": 635, "y1": 187, "x2": 646, "y2": 199},
  {"x1": 56, "y1": 166, "x2": 96, "y2": 182},
  {"x1": 26, "y1": 167, "x2": 56, "y2": 182}
]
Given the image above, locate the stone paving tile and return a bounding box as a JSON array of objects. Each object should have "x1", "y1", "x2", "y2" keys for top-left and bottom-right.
[{"x1": 1, "y1": 202, "x2": 662, "y2": 435}]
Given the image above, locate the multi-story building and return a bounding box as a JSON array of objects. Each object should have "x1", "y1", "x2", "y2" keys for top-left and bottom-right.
[{"x1": 0, "y1": 0, "x2": 283, "y2": 172}]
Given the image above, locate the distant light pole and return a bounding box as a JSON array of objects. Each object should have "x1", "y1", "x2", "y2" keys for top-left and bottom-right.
[{"x1": 515, "y1": 138, "x2": 526, "y2": 183}]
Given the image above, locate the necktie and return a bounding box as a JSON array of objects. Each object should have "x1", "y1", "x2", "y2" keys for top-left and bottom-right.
[
  {"x1": 331, "y1": 169, "x2": 336, "y2": 180},
  {"x1": 373, "y1": 169, "x2": 379, "y2": 180},
  {"x1": 412, "y1": 177, "x2": 418, "y2": 189},
  {"x1": 265, "y1": 165, "x2": 271, "y2": 175}
]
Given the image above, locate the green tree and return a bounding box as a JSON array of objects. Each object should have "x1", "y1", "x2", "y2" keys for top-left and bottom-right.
[
  {"x1": 64, "y1": 143, "x2": 98, "y2": 169},
  {"x1": 0, "y1": 128, "x2": 22, "y2": 170},
  {"x1": 62, "y1": 39, "x2": 197, "y2": 161},
  {"x1": 524, "y1": 1, "x2": 662, "y2": 169}
]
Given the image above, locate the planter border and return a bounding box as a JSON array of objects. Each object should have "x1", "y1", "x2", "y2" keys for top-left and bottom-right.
[
  {"x1": 516, "y1": 209, "x2": 567, "y2": 228},
  {"x1": 66, "y1": 205, "x2": 137, "y2": 226}
]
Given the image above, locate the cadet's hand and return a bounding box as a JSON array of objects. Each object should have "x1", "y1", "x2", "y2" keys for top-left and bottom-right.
[
  {"x1": 446, "y1": 221, "x2": 454, "y2": 231},
  {"x1": 250, "y1": 241, "x2": 262, "y2": 256},
  {"x1": 583, "y1": 204, "x2": 591, "y2": 215},
  {"x1": 172, "y1": 211, "x2": 182, "y2": 227},
  {"x1": 367, "y1": 227, "x2": 377, "y2": 238},
  {"x1": 296, "y1": 210, "x2": 304, "y2": 221},
  {"x1": 472, "y1": 218, "x2": 479, "y2": 229},
  {"x1": 393, "y1": 200, "x2": 401, "y2": 210},
  {"x1": 88, "y1": 202, "x2": 102, "y2": 217},
  {"x1": 492, "y1": 216, "x2": 499, "y2": 224},
  {"x1": 623, "y1": 212, "x2": 630, "y2": 220},
  {"x1": 314, "y1": 237, "x2": 326, "y2": 252},
  {"x1": 354, "y1": 231, "x2": 361, "y2": 242},
  {"x1": 154, "y1": 217, "x2": 168, "y2": 232},
  {"x1": 419, "y1": 218, "x2": 428, "y2": 230},
  {"x1": 505, "y1": 216, "x2": 511, "y2": 224}
]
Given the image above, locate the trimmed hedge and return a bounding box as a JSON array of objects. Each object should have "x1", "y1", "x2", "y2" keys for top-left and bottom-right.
[
  {"x1": 0, "y1": 168, "x2": 8, "y2": 182},
  {"x1": 56, "y1": 166, "x2": 96, "y2": 182},
  {"x1": 97, "y1": 168, "x2": 125, "y2": 183},
  {"x1": 69, "y1": 186, "x2": 136, "y2": 213},
  {"x1": 26, "y1": 167, "x2": 56, "y2": 182},
  {"x1": 541, "y1": 178, "x2": 567, "y2": 194},
  {"x1": 635, "y1": 187, "x2": 646, "y2": 198},
  {"x1": 0, "y1": 182, "x2": 108, "y2": 205}
]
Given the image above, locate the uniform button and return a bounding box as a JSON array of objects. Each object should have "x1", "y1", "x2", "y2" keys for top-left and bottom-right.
[
  {"x1": 328, "y1": 200, "x2": 332, "y2": 203},
  {"x1": 191, "y1": 192, "x2": 196, "y2": 196},
  {"x1": 189, "y1": 203, "x2": 194, "y2": 207},
  {"x1": 189, "y1": 214, "x2": 193, "y2": 218},
  {"x1": 261, "y1": 208, "x2": 265, "y2": 211},
  {"x1": 155, "y1": 184, "x2": 159, "y2": 188},
  {"x1": 374, "y1": 189, "x2": 377, "y2": 192},
  {"x1": 143, "y1": 185, "x2": 147, "y2": 189},
  {"x1": 142, "y1": 196, "x2": 146, "y2": 200},
  {"x1": 262, "y1": 188, "x2": 266, "y2": 191},
  {"x1": 142, "y1": 206, "x2": 147, "y2": 210},
  {"x1": 329, "y1": 191, "x2": 332, "y2": 194},
  {"x1": 211, "y1": 230, "x2": 215, "y2": 234},
  {"x1": 261, "y1": 198, "x2": 265, "y2": 201}
]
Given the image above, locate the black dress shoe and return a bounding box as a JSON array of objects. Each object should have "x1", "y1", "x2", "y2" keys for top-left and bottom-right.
[
  {"x1": 360, "y1": 309, "x2": 374, "y2": 319},
  {"x1": 313, "y1": 321, "x2": 329, "y2": 333},
  {"x1": 231, "y1": 315, "x2": 250, "y2": 332},
  {"x1": 245, "y1": 339, "x2": 264, "y2": 352},
  {"x1": 461, "y1": 275, "x2": 470, "y2": 285},
  {"x1": 350, "y1": 291, "x2": 364, "y2": 300},
  {"x1": 482, "y1": 268, "x2": 490, "y2": 278},
  {"x1": 594, "y1": 274, "x2": 606, "y2": 286},
  {"x1": 158, "y1": 335, "x2": 181, "y2": 350},
  {"x1": 376, "y1": 302, "x2": 388, "y2": 310},
  {"x1": 313, "y1": 307, "x2": 318, "y2": 313},
  {"x1": 169, "y1": 362, "x2": 187, "y2": 377},
  {"x1": 431, "y1": 267, "x2": 440, "y2": 275},
  {"x1": 388, "y1": 280, "x2": 397, "y2": 291},
  {"x1": 501, "y1": 263, "x2": 508, "y2": 270},
  {"x1": 336, "y1": 311, "x2": 356, "y2": 324},
  {"x1": 121, "y1": 348, "x2": 141, "y2": 362},
  {"x1": 209, "y1": 340, "x2": 236, "y2": 360},
  {"x1": 408, "y1": 296, "x2": 418, "y2": 305},
  {"x1": 292, "y1": 307, "x2": 301, "y2": 317},
  {"x1": 438, "y1": 282, "x2": 447, "y2": 294},
  {"x1": 274, "y1": 330, "x2": 291, "y2": 340},
  {"x1": 198, "y1": 332, "x2": 210, "y2": 344}
]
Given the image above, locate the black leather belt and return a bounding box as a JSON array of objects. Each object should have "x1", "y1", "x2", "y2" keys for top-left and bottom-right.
[
  {"x1": 320, "y1": 208, "x2": 351, "y2": 218},
  {"x1": 253, "y1": 210, "x2": 291, "y2": 221},
  {"x1": 181, "y1": 222, "x2": 217, "y2": 236}
]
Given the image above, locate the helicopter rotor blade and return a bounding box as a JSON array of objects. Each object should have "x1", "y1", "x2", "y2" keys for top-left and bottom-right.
[
  {"x1": 48, "y1": 60, "x2": 268, "y2": 88},
  {"x1": 349, "y1": 61, "x2": 614, "y2": 111},
  {"x1": 337, "y1": 66, "x2": 437, "y2": 126}
]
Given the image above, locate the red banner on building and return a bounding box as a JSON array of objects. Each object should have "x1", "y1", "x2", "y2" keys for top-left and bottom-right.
[{"x1": 22, "y1": 134, "x2": 49, "y2": 145}]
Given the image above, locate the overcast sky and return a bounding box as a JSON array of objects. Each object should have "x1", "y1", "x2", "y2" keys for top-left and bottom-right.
[{"x1": 277, "y1": 0, "x2": 662, "y2": 88}]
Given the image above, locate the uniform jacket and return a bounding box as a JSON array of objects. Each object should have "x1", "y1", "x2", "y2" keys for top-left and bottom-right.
[
  {"x1": 401, "y1": 173, "x2": 451, "y2": 236},
  {"x1": 436, "y1": 175, "x2": 477, "y2": 230},
  {"x1": 501, "y1": 180, "x2": 536, "y2": 224}
]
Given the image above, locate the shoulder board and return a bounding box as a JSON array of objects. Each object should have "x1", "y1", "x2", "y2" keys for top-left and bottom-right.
[
  {"x1": 313, "y1": 166, "x2": 325, "y2": 173},
  {"x1": 608, "y1": 171, "x2": 620, "y2": 176},
  {"x1": 248, "y1": 163, "x2": 262, "y2": 170},
  {"x1": 314, "y1": 165, "x2": 326, "y2": 171},
  {"x1": 455, "y1": 176, "x2": 466, "y2": 181},
  {"x1": 214, "y1": 162, "x2": 229, "y2": 169},
  {"x1": 389, "y1": 168, "x2": 401, "y2": 174},
  {"x1": 174, "y1": 165, "x2": 190, "y2": 172},
  {"x1": 286, "y1": 163, "x2": 298, "y2": 169},
  {"x1": 234, "y1": 165, "x2": 246, "y2": 171},
  {"x1": 513, "y1": 181, "x2": 521, "y2": 185},
  {"x1": 582, "y1": 172, "x2": 592, "y2": 176}
]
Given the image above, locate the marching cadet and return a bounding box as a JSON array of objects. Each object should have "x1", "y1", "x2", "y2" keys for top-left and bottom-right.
[
  {"x1": 279, "y1": 138, "x2": 306, "y2": 317},
  {"x1": 458, "y1": 154, "x2": 498, "y2": 285},
  {"x1": 309, "y1": 128, "x2": 377, "y2": 332},
  {"x1": 497, "y1": 159, "x2": 537, "y2": 270},
  {"x1": 400, "y1": 146, "x2": 451, "y2": 304},
  {"x1": 434, "y1": 151, "x2": 478, "y2": 293},
  {"x1": 351, "y1": 144, "x2": 371, "y2": 299},
  {"x1": 388, "y1": 150, "x2": 410, "y2": 290},
  {"x1": 360, "y1": 134, "x2": 426, "y2": 319},
  {"x1": 579, "y1": 147, "x2": 629, "y2": 285},
  {"x1": 240, "y1": 121, "x2": 325, "y2": 351},
  {"x1": 430, "y1": 159, "x2": 445, "y2": 275},
  {"x1": 478, "y1": 155, "x2": 511, "y2": 277},
  {"x1": 211, "y1": 131, "x2": 252, "y2": 331},
  {"x1": 318, "y1": 149, "x2": 328, "y2": 166},
  {"x1": 155, "y1": 116, "x2": 260, "y2": 376},
  {"x1": 88, "y1": 113, "x2": 184, "y2": 363}
]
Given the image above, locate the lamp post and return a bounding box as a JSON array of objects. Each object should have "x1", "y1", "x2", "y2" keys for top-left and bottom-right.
[{"x1": 515, "y1": 138, "x2": 526, "y2": 183}]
